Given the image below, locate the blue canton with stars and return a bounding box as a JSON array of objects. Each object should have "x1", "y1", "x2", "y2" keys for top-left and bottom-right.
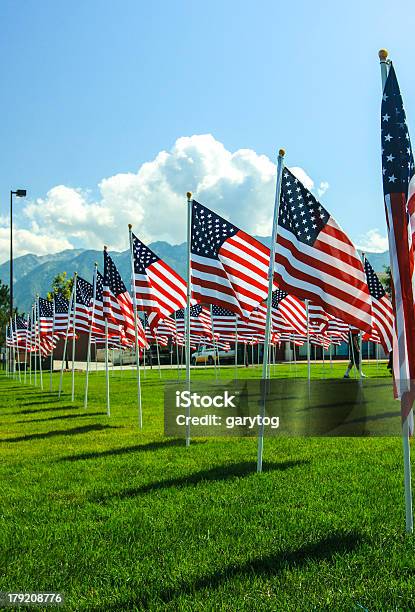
[
  {"x1": 174, "y1": 304, "x2": 204, "y2": 320},
  {"x1": 76, "y1": 276, "x2": 93, "y2": 306},
  {"x1": 272, "y1": 289, "x2": 288, "y2": 309},
  {"x1": 54, "y1": 292, "x2": 69, "y2": 314},
  {"x1": 191, "y1": 200, "x2": 238, "y2": 258},
  {"x1": 38, "y1": 297, "x2": 53, "y2": 317},
  {"x1": 104, "y1": 250, "x2": 127, "y2": 297},
  {"x1": 132, "y1": 233, "x2": 159, "y2": 273},
  {"x1": 95, "y1": 271, "x2": 104, "y2": 301},
  {"x1": 279, "y1": 168, "x2": 329, "y2": 245},
  {"x1": 381, "y1": 64, "x2": 414, "y2": 196},
  {"x1": 364, "y1": 257, "x2": 386, "y2": 300},
  {"x1": 211, "y1": 305, "x2": 235, "y2": 316}
]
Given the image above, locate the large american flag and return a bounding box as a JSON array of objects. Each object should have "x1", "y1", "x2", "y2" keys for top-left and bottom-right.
[
  {"x1": 75, "y1": 276, "x2": 93, "y2": 334},
  {"x1": 363, "y1": 256, "x2": 393, "y2": 353},
  {"x1": 103, "y1": 249, "x2": 147, "y2": 348},
  {"x1": 381, "y1": 63, "x2": 415, "y2": 420},
  {"x1": 272, "y1": 289, "x2": 307, "y2": 335},
  {"x1": 190, "y1": 200, "x2": 270, "y2": 319},
  {"x1": 131, "y1": 233, "x2": 187, "y2": 330},
  {"x1": 275, "y1": 168, "x2": 372, "y2": 332}
]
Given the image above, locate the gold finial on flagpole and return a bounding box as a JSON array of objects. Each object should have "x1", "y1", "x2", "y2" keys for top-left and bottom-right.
[
  {"x1": 104, "y1": 245, "x2": 107, "y2": 251},
  {"x1": 187, "y1": 192, "x2": 192, "y2": 200},
  {"x1": 378, "y1": 49, "x2": 388, "y2": 60},
  {"x1": 128, "y1": 223, "x2": 132, "y2": 230},
  {"x1": 279, "y1": 149, "x2": 286, "y2": 157}
]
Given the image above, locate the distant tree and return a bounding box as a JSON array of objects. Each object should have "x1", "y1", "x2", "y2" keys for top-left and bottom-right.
[{"x1": 47, "y1": 272, "x2": 74, "y2": 301}]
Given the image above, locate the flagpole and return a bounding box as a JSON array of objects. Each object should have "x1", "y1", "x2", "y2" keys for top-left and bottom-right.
[
  {"x1": 234, "y1": 319, "x2": 238, "y2": 379},
  {"x1": 71, "y1": 273, "x2": 78, "y2": 401},
  {"x1": 5, "y1": 323, "x2": 8, "y2": 378},
  {"x1": 105, "y1": 319, "x2": 110, "y2": 416},
  {"x1": 210, "y1": 305, "x2": 218, "y2": 381},
  {"x1": 58, "y1": 285, "x2": 75, "y2": 399},
  {"x1": 29, "y1": 307, "x2": 33, "y2": 385},
  {"x1": 379, "y1": 47, "x2": 413, "y2": 533},
  {"x1": 305, "y1": 299, "x2": 311, "y2": 383},
  {"x1": 257, "y1": 148, "x2": 285, "y2": 473},
  {"x1": 14, "y1": 314, "x2": 21, "y2": 382},
  {"x1": 128, "y1": 225, "x2": 143, "y2": 428},
  {"x1": 50, "y1": 297, "x2": 55, "y2": 391},
  {"x1": 36, "y1": 297, "x2": 44, "y2": 390},
  {"x1": 84, "y1": 263, "x2": 97, "y2": 409},
  {"x1": 23, "y1": 315, "x2": 29, "y2": 383},
  {"x1": 185, "y1": 192, "x2": 192, "y2": 447},
  {"x1": 155, "y1": 337, "x2": 161, "y2": 379},
  {"x1": 174, "y1": 312, "x2": 180, "y2": 379}
]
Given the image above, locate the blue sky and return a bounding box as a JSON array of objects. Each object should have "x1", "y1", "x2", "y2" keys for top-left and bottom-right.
[{"x1": 0, "y1": 0, "x2": 414, "y2": 261}]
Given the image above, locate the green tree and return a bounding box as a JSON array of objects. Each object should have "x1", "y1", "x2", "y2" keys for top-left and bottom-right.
[{"x1": 47, "y1": 272, "x2": 74, "y2": 301}]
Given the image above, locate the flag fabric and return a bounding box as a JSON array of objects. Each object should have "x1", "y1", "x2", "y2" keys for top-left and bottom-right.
[
  {"x1": 14, "y1": 316, "x2": 28, "y2": 346},
  {"x1": 75, "y1": 276, "x2": 93, "y2": 334},
  {"x1": 211, "y1": 305, "x2": 237, "y2": 340},
  {"x1": 190, "y1": 200, "x2": 271, "y2": 318},
  {"x1": 131, "y1": 233, "x2": 187, "y2": 330},
  {"x1": 381, "y1": 64, "x2": 415, "y2": 418},
  {"x1": 273, "y1": 289, "x2": 308, "y2": 335},
  {"x1": 103, "y1": 249, "x2": 147, "y2": 348},
  {"x1": 275, "y1": 168, "x2": 372, "y2": 332},
  {"x1": 38, "y1": 298, "x2": 54, "y2": 336},
  {"x1": 54, "y1": 293, "x2": 71, "y2": 335},
  {"x1": 363, "y1": 256, "x2": 393, "y2": 353},
  {"x1": 174, "y1": 304, "x2": 213, "y2": 338}
]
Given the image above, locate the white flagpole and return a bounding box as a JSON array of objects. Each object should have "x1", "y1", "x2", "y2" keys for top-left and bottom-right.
[
  {"x1": 105, "y1": 319, "x2": 110, "y2": 416},
  {"x1": 305, "y1": 299, "x2": 311, "y2": 383},
  {"x1": 210, "y1": 305, "x2": 218, "y2": 381},
  {"x1": 58, "y1": 285, "x2": 75, "y2": 399},
  {"x1": 257, "y1": 148, "x2": 285, "y2": 473},
  {"x1": 234, "y1": 319, "x2": 238, "y2": 379},
  {"x1": 29, "y1": 307, "x2": 33, "y2": 385},
  {"x1": 23, "y1": 315, "x2": 29, "y2": 384},
  {"x1": 5, "y1": 323, "x2": 8, "y2": 378},
  {"x1": 379, "y1": 47, "x2": 413, "y2": 533},
  {"x1": 71, "y1": 273, "x2": 78, "y2": 401},
  {"x1": 84, "y1": 263, "x2": 97, "y2": 409},
  {"x1": 50, "y1": 297, "x2": 55, "y2": 391},
  {"x1": 14, "y1": 314, "x2": 22, "y2": 382},
  {"x1": 36, "y1": 297, "x2": 43, "y2": 390},
  {"x1": 11, "y1": 316, "x2": 16, "y2": 380},
  {"x1": 155, "y1": 337, "x2": 161, "y2": 379},
  {"x1": 185, "y1": 192, "x2": 192, "y2": 447},
  {"x1": 128, "y1": 224, "x2": 143, "y2": 428}
]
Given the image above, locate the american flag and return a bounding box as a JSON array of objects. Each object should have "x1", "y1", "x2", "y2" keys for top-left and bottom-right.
[
  {"x1": 54, "y1": 292, "x2": 71, "y2": 335},
  {"x1": 174, "y1": 304, "x2": 213, "y2": 338},
  {"x1": 75, "y1": 276, "x2": 93, "y2": 334},
  {"x1": 272, "y1": 289, "x2": 307, "y2": 335},
  {"x1": 14, "y1": 316, "x2": 28, "y2": 346},
  {"x1": 211, "y1": 305, "x2": 237, "y2": 340},
  {"x1": 381, "y1": 63, "x2": 415, "y2": 419},
  {"x1": 275, "y1": 168, "x2": 372, "y2": 332},
  {"x1": 190, "y1": 200, "x2": 270, "y2": 318},
  {"x1": 363, "y1": 256, "x2": 393, "y2": 353},
  {"x1": 131, "y1": 233, "x2": 187, "y2": 330},
  {"x1": 326, "y1": 315, "x2": 349, "y2": 341},
  {"x1": 103, "y1": 249, "x2": 147, "y2": 348},
  {"x1": 38, "y1": 298, "x2": 54, "y2": 336}
]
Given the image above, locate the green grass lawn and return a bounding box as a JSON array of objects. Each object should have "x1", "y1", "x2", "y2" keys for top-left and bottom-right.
[{"x1": 1, "y1": 362, "x2": 415, "y2": 611}]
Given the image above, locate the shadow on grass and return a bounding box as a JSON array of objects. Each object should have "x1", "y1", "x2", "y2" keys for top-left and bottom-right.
[
  {"x1": 2, "y1": 423, "x2": 118, "y2": 443},
  {"x1": 95, "y1": 459, "x2": 309, "y2": 502},
  {"x1": 15, "y1": 412, "x2": 106, "y2": 424},
  {"x1": 2, "y1": 405, "x2": 81, "y2": 416},
  {"x1": 17, "y1": 398, "x2": 68, "y2": 407},
  {"x1": 103, "y1": 531, "x2": 362, "y2": 608},
  {"x1": 60, "y1": 438, "x2": 206, "y2": 462}
]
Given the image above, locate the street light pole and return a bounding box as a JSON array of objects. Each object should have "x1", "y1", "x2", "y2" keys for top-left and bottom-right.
[{"x1": 9, "y1": 189, "x2": 27, "y2": 317}]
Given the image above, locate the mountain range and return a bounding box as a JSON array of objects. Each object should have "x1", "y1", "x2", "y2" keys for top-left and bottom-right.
[{"x1": 0, "y1": 240, "x2": 391, "y2": 313}]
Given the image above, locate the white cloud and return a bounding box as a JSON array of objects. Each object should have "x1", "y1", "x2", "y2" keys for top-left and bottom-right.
[
  {"x1": 317, "y1": 181, "x2": 329, "y2": 198},
  {"x1": 3, "y1": 134, "x2": 328, "y2": 262},
  {"x1": 0, "y1": 227, "x2": 73, "y2": 262},
  {"x1": 356, "y1": 229, "x2": 389, "y2": 253}
]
